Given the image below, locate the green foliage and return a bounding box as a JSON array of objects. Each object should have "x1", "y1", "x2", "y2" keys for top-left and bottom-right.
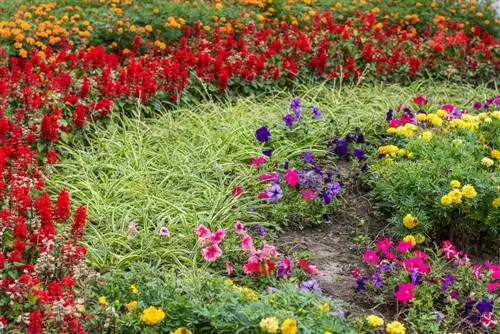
[
  {"x1": 368, "y1": 108, "x2": 499, "y2": 251},
  {"x1": 83, "y1": 264, "x2": 359, "y2": 333}
]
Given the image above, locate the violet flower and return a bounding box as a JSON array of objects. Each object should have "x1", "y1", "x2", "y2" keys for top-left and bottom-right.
[
  {"x1": 310, "y1": 106, "x2": 321, "y2": 118},
  {"x1": 300, "y1": 279, "x2": 321, "y2": 292},
  {"x1": 283, "y1": 114, "x2": 296, "y2": 126},
  {"x1": 255, "y1": 127, "x2": 271, "y2": 143},
  {"x1": 265, "y1": 183, "x2": 283, "y2": 203}
]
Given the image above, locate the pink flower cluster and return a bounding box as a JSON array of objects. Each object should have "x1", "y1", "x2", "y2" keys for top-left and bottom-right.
[{"x1": 195, "y1": 224, "x2": 226, "y2": 262}]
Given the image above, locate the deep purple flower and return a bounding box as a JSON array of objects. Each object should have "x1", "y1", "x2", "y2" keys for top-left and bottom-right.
[
  {"x1": 265, "y1": 183, "x2": 283, "y2": 203},
  {"x1": 380, "y1": 262, "x2": 394, "y2": 273},
  {"x1": 283, "y1": 114, "x2": 296, "y2": 126},
  {"x1": 333, "y1": 138, "x2": 349, "y2": 156},
  {"x1": 372, "y1": 272, "x2": 382, "y2": 288},
  {"x1": 386, "y1": 108, "x2": 394, "y2": 121},
  {"x1": 410, "y1": 269, "x2": 422, "y2": 285},
  {"x1": 353, "y1": 148, "x2": 365, "y2": 160},
  {"x1": 263, "y1": 149, "x2": 273, "y2": 157},
  {"x1": 355, "y1": 277, "x2": 366, "y2": 292},
  {"x1": 321, "y1": 191, "x2": 332, "y2": 205},
  {"x1": 302, "y1": 151, "x2": 314, "y2": 164},
  {"x1": 473, "y1": 101, "x2": 483, "y2": 110},
  {"x1": 310, "y1": 106, "x2": 321, "y2": 118},
  {"x1": 463, "y1": 300, "x2": 476, "y2": 317},
  {"x1": 345, "y1": 133, "x2": 356, "y2": 143},
  {"x1": 360, "y1": 163, "x2": 369, "y2": 172},
  {"x1": 328, "y1": 182, "x2": 341, "y2": 197},
  {"x1": 284, "y1": 161, "x2": 289, "y2": 170},
  {"x1": 449, "y1": 290, "x2": 458, "y2": 299},
  {"x1": 355, "y1": 128, "x2": 365, "y2": 143},
  {"x1": 255, "y1": 127, "x2": 271, "y2": 143},
  {"x1": 254, "y1": 225, "x2": 265, "y2": 238},
  {"x1": 300, "y1": 279, "x2": 321, "y2": 292},
  {"x1": 476, "y1": 300, "x2": 493, "y2": 314},
  {"x1": 290, "y1": 97, "x2": 301, "y2": 110},
  {"x1": 441, "y1": 274, "x2": 454, "y2": 291},
  {"x1": 466, "y1": 314, "x2": 481, "y2": 325}
]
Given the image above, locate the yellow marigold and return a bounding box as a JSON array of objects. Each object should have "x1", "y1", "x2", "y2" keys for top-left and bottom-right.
[
  {"x1": 415, "y1": 233, "x2": 425, "y2": 244},
  {"x1": 449, "y1": 189, "x2": 463, "y2": 204},
  {"x1": 421, "y1": 131, "x2": 433, "y2": 142},
  {"x1": 403, "y1": 214, "x2": 418, "y2": 229},
  {"x1": 141, "y1": 306, "x2": 165, "y2": 326},
  {"x1": 482, "y1": 157, "x2": 494, "y2": 168},
  {"x1": 493, "y1": 197, "x2": 500, "y2": 208},
  {"x1": 403, "y1": 235, "x2": 416, "y2": 246},
  {"x1": 281, "y1": 319, "x2": 297, "y2": 334},
  {"x1": 130, "y1": 284, "x2": 139, "y2": 294},
  {"x1": 172, "y1": 328, "x2": 192, "y2": 334},
  {"x1": 239, "y1": 287, "x2": 258, "y2": 301},
  {"x1": 378, "y1": 145, "x2": 399, "y2": 156},
  {"x1": 427, "y1": 114, "x2": 443, "y2": 126},
  {"x1": 490, "y1": 150, "x2": 500, "y2": 159},
  {"x1": 125, "y1": 301, "x2": 138, "y2": 311},
  {"x1": 145, "y1": 25, "x2": 153, "y2": 32},
  {"x1": 461, "y1": 185, "x2": 477, "y2": 199},
  {"x1": 260, "y1": 317, "x2": 278, "y2": 333},
  {"x1": 98, "y1": 296, "x2": 107, "y2": 306},
  {"x1": 215, "y1": 3, "x2": 224, "y2": 10},
  {"x1": 318, "y1": 303, "x2": 330, "y2": 312},
  {"x1": 386, "y1": 321, "x2": 406, "y2": 334},
  {"x1": 436, "y1": 109, "x2": 447, "y2": 117},
  {"x1": 153, "y1": 8, "x2": 159, "y2": 14},
  {"x1": 366, "y1": 315, "x2": 384, "y2": 327},
  {"x1": 415, "y1": 114, "x2": 427, "y2": 121},
  {"x1": 450, "y1": 180, "x2": 461, "y2": 188}
]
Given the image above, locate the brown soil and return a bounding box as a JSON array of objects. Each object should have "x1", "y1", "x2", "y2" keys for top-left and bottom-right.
[{"x1": 277, "y1": 162, "x2": 390, "y2": 314}]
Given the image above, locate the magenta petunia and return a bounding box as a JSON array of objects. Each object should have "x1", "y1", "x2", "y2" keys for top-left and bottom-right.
[
  {"x1": 302, "y1": 189, "x2": 317, "y2": 201},
  {"x1": 397, "y1": 241, "x2": 413, "y2": 253},
  {"x1": 195, "y1": 224, "x2": 211, "y2": 239},
  {"x1": 234, "y1": 220, "x2": 246, "y2": 235},
  {"x1": 363, "y1": 250, "x2": 379, "y2": 265},
  {"x1": 395, "y1": 282, "x2": 415, "y2": 304},
  {"x1": 284, "y1": 169, "x2": 299, "y2": 187},
  {"x1": 375, "y1": 239, "x2": 392, "y2": 252},
  {"x1": 250, "y1": 156, "x2": 266, "y2": 167}
]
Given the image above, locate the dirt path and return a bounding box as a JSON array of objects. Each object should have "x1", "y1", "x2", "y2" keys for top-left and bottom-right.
[{"x1": 278, "y1": 181, "x2": 386, "y2": 313}]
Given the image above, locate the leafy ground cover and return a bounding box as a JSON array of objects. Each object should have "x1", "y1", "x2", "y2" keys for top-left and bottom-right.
[{"x1": 0, "y1": 0, "x2": 498, "y2": 333}]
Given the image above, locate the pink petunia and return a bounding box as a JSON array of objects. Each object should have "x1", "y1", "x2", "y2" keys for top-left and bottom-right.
[
  {"x1": 303, "y1": 189, "x2": 317, "y2": 201},
  {"x1": 250, "y1": 156, "x2": 266, "y2": 167},
  {"x1": 195, "y1": 224, "x2": 211, "y2": 239},
  {"x1": 363, "y1": 250, "x2": 379, "y2": 265},
  {"x1": 376, "y1": 239, "x2": 392, "y2": 252},
  {"x1": 241, "y1": 233, "x2": 255, "y2": 253},
  {"x1": 202, "y1": 244, "x2": 223, "y2": 262},
  {"x1": 260, "y1": 172, "x2": 279, "y2": 181},
  {"x1": 485, "y1": 261, "x2": 500, "y2": 279},
  {"x1": 395, "y1": 282, "x2": 415, "y2": 304},
  {"x1": 209, "y1": 228, "x2": 227, "y2": 244},
  {"x1": 232, "y1": 185, "x2": 243, "y2": 197},
  {"x1": 284, "y1": 169, "x2": 299, "y2": 187},
  {"x1": 234, "y1": 220, "x2": 246, "y2": 235},
  {"x1": 472, "y1": 265, "x2": 483, "y2": 280},
  {"x1": 397, "y1": 241, "x2": 413, "y2": 253},
  {"x1": 413, "y1": 250, "x2": 428, "y2": 260},
  {"x1": 442, "y1": 240, "x2": 458, "y2": 259},
  {"x1": 383, "y1": 250, "x2": 397, "y2": 261},
  {"x1": 225, "y1": 261, "x2": 234, "y2": 275},
  {"x1": 262, "y1": 241, "x2": 279, "y2": 258},
  {"x1": 351, "y1": 267, "x2": 361, "y2": 278},
  {"x1": 403, "y1": 257, "x2": 430, "y2": 274},
  {"x1": 389, "y1": 119, "x2": 402, "y2": 128}
]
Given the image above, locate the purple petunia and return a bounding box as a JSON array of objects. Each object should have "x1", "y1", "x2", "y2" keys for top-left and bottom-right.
[
  {"x1": 441, "y1": 274, "x2": 454, "y2": 291},
  {"x1": 300, "y1": 279, "x2": 321, "y2": 292},
  {"x1": 333, "y1": 138, "x2": 349, "y2": 156},
  {"x1": 255, "y1": 127, "x2": 271, "y2": 143},
  {"x1": 355, "y1": 277, "x2": 366, "y2": 292},
  {"x1": 386, "y1": 108, "x2": 394, "y2": 121},
  {"x1": 372, "y1": 272, "x2": 382, "y2": 288},
  {"x1": 353, "y1": 148, "x2": 365, "y2": 160},
  {"x1": 473, "y1": 101, "x2": 483, "y2": 110},
  {"x1": 263, "y1": 149, "x2": 273, "y2": 157},
  {"x1": 265, "y1": 183, "x2": 283, "y2": 203},
  {"x1": 253, "y1": 225, "x2": 265, "y2": 238},
  {"x1": 476, "y1": 300, "x2": 493, "y2": 314},
  {"x1": 310, "y1": 106, "x2": 321, "y2": 118},
  {"x1": 283, "y1": 113, "x2": 296, "y2": 126},
  {"x1": 380, "y1": 262, "x2": 394, "y2": 273},
  {"x1": 302, "y1": 151, "x2": 314, "y2": 164}
]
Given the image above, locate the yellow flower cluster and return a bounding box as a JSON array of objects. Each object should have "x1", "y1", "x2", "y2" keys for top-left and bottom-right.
[
  {"x1": 441, "y1": 184, "x2": 477, "y2": 205},
  {"x1": 378, "y1": 145, "x2": 399, "y2": 156},
  {"x1": 171, "y1": 328, "x2": 193, "y2": 334},
  {"x1": 386, "y1": 123, "x2": 418, "y2": 137},
  {"x1": 259, "y1": 317, "x2": 297, "y2": 334},
  {"x1": 141, "y1": 306, "x2": 166, "y2": 326},
  {"x1": 366, "y1": 314, "x2": 384, "y2": 327},
  {"x1": 386, "y1": 320, "x2": 406, "y2": 334},
  {"x1": 403, "y1": 214, "x2": 418, "y2": 229},
  {"x1": 225, "y1": 279, "x2": 259, "y2": 301}
]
